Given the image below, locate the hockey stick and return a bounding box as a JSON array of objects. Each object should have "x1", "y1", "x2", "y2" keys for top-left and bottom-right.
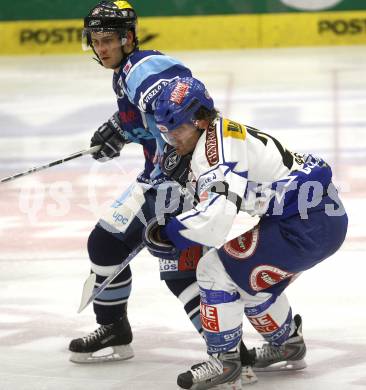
[
  {"x1": 0, "y1": 145, "x2": 100, "y2": 184},
  {"x1": 77, "y1": 242, "x2": 145, "y2": 313},
  {"x1": 77, "y1": 186, "x2": 189, "y2": 313}
]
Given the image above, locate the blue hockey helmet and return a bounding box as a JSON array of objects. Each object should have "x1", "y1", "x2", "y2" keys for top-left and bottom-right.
[{"x1": 155, "y1": 77, "x2": 214, "y2": 133}]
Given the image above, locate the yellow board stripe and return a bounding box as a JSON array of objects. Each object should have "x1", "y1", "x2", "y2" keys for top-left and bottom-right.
[
  {"x1": 1, "y1": 10, "x2": 366, "y2": 55},
  {"x1": 0, "y1": 20, "x2": 84, "y2": 55},
  {"x1": 261, "y1": 11, "x2": 366, "y2": 47}
]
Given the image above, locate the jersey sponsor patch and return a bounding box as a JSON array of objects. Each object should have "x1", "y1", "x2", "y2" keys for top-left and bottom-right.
[
  {"x1": 205, "y1": 123, "x2": 219, "y2": 166},
  {"x1": 223, "y1": 226, "x2": 259, "y2": 260},
  {"x1": 222, "y1": 118, "x2": 246, "y2": 141},
  {"x1": 159, "y1": 259, "x2": 178, "y2": 272},
  {"x1": 170, "y1": 82, "x2": 189, "y2": 104},
  {"x1": 250, "y1": 265, "x2": 294, "y2": 292},
  {"x1": 247, "y1": 313, "x2": 279, "y2": 334},
  {"x1": 142, "y1": 79, "x2": 170, "y2": 109},
  {"x1": 197, "y1": 172, "x2": 217, "y2": 194},
  {"x1": 200, "y1": 303, "x2": 220, "y2": 332}
]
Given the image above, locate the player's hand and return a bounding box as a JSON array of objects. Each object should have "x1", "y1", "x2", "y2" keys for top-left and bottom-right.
[
  {"x1": 143, "y1": 218, "x2": 179, "y2": 260},
  {"x1": 143, "y1": 218, "x2": 203, "y2": 272},
  {"x1": 90, "y1": 112, "x2": 128, "y2": 161}
]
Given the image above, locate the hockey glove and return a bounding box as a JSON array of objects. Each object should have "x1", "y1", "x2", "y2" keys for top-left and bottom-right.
[
  {"x1": 143, "y1": 218, "x2": 203, "y2": 273},
  {"x1": 143, "y1": 218, "x2": 180, "y2": 260},
  {"x1": 162, "y1": 144, "x2": 192, "y2": 187},
  {"x1": 90, "y1": 112, "x2": 128, "y2": 161}
]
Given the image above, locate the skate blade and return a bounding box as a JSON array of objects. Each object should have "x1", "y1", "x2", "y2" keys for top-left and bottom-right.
[
  {"x1": 241, "y1": 365, "x2": 258, "y2": 385},
  {"x1": 214, "y1": 376, "x2": 243, "y2": 389},
  {"x1": 70, "y1": 344, "x2": 134, "y2": 364},
  {"x1": 180, "y1": 373, "x2": 244, "y2": 390},
  {"x1": 253, "y1": 359, "x2": 306, "y2": 372}
]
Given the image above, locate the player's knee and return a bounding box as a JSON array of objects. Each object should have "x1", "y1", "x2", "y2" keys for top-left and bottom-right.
[
  {"x1": 165, "y1": 277, "x2": 198, "y2": 298},
  {"x1": 88, "y1": 225, "x2": 132, "y2": 273}
]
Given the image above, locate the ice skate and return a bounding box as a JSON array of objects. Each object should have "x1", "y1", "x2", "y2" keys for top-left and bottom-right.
[
  {"x1": 251, "y1": 314, "x2": 307, "y2": 372},
  {"x1": 239, "y1": 341, "x2": 258, "y2": 385},
  {"x1": 177, "y1": 349, "x2": 252, "y2": 390},
  {"x1": 69, "y1": 316, "x2": 134, "y2": 363}
]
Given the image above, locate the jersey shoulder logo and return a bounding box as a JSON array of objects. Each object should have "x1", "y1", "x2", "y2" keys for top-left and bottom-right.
[
  {"x1": 123, "y1": 59, "x2": 132, "y2": 76},
  {"x1": 222, "y1": 118, "x2": 246, "y2": 141}
]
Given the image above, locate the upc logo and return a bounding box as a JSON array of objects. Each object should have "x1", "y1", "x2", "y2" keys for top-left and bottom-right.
[{"x1": 112, "y1": 211, "x2": 129, "y2": 225}]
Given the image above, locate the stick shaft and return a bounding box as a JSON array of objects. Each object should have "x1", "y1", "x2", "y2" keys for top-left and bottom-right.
[
  {"x1": 0, "y1": 145, "x2": 100, "y2": 184},
  {"x1": 77, "y1": 243, "x2": 145, "y2": 313},
  {"x1": 77, "y1": 192, "x2": 184, "y2": 313}
]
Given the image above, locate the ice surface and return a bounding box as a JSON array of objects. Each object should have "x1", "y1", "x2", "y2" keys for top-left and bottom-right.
[{"x1": 0, "y1": 46, "x2": 365, "y2": 389}]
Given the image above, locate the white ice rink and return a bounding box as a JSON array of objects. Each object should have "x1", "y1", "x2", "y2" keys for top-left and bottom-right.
[{"x1": 0, "y1": 46, "x2": 365, "y2": 389}]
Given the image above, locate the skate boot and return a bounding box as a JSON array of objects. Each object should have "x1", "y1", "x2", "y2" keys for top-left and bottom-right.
[
  {"x1": 177, "y1": 348, "x2": 254, "y2": 389},
  {"x1": 250, "y1": 314, "x2": 307, "y2": 372},
  {"x1": 69, "y1": 315, "x2": 134, "y2": 363}
]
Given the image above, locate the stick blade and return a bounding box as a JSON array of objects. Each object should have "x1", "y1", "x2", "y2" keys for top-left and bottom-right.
[{"x1": 77, "y1": 273, "x2": 96, "y2": 313}]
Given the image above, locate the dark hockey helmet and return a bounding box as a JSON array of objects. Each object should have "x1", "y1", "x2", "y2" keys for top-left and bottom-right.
[
  {"x1": 82, "y1": 1, "x2": 138, "y2": 50},
  {"x1": 155, "y1": 77, "x2": 214, "y2": 133}
]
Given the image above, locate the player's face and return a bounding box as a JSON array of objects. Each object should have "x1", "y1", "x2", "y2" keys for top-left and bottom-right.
[
  {"x1": 163, "y1": 123, "x2": 201, "y2": 156},
  {"x1": 91, "y1": 32, "x2": 123, "y2": 70}
]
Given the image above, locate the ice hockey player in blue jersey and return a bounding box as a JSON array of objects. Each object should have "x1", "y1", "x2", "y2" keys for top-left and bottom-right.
[
  {"x1": 143, "y1": 77, "x2": 348, "y2": 389},
  {"x1": 68, "y1": 1, "x2": 204, "y2": 363}
]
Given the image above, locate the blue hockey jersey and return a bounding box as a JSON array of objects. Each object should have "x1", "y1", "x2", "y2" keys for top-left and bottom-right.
[{"x1": 112, "y1": 49, "x2": 192, "y2": 183}]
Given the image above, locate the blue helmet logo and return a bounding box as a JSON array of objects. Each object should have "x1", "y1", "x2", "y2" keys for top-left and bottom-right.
[{"x1": 154, "y1": 77, "x2": 214, "y2": 132}]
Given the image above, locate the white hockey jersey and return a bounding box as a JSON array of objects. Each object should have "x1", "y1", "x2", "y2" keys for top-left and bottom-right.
[{"x1": 163, "y1": 117, "x2": 332, "y2": 249}]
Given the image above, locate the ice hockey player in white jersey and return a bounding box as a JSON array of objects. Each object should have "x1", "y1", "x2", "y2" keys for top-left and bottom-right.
[{"x1": 143, "y1": 77, "x2": 348, "y2": 389}]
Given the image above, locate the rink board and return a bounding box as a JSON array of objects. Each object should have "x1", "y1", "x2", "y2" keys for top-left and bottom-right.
[
  {"x1": 1, "y1": 10, "x2": 366, "y2": 55},
  {"x1": 0, "y1": 43, "x2": 365, "y2": 389}
]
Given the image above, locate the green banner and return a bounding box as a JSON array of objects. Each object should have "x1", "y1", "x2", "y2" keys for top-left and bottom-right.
[{"x1": 0, "y1": 0, "x2": 365, "y2": 21}]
